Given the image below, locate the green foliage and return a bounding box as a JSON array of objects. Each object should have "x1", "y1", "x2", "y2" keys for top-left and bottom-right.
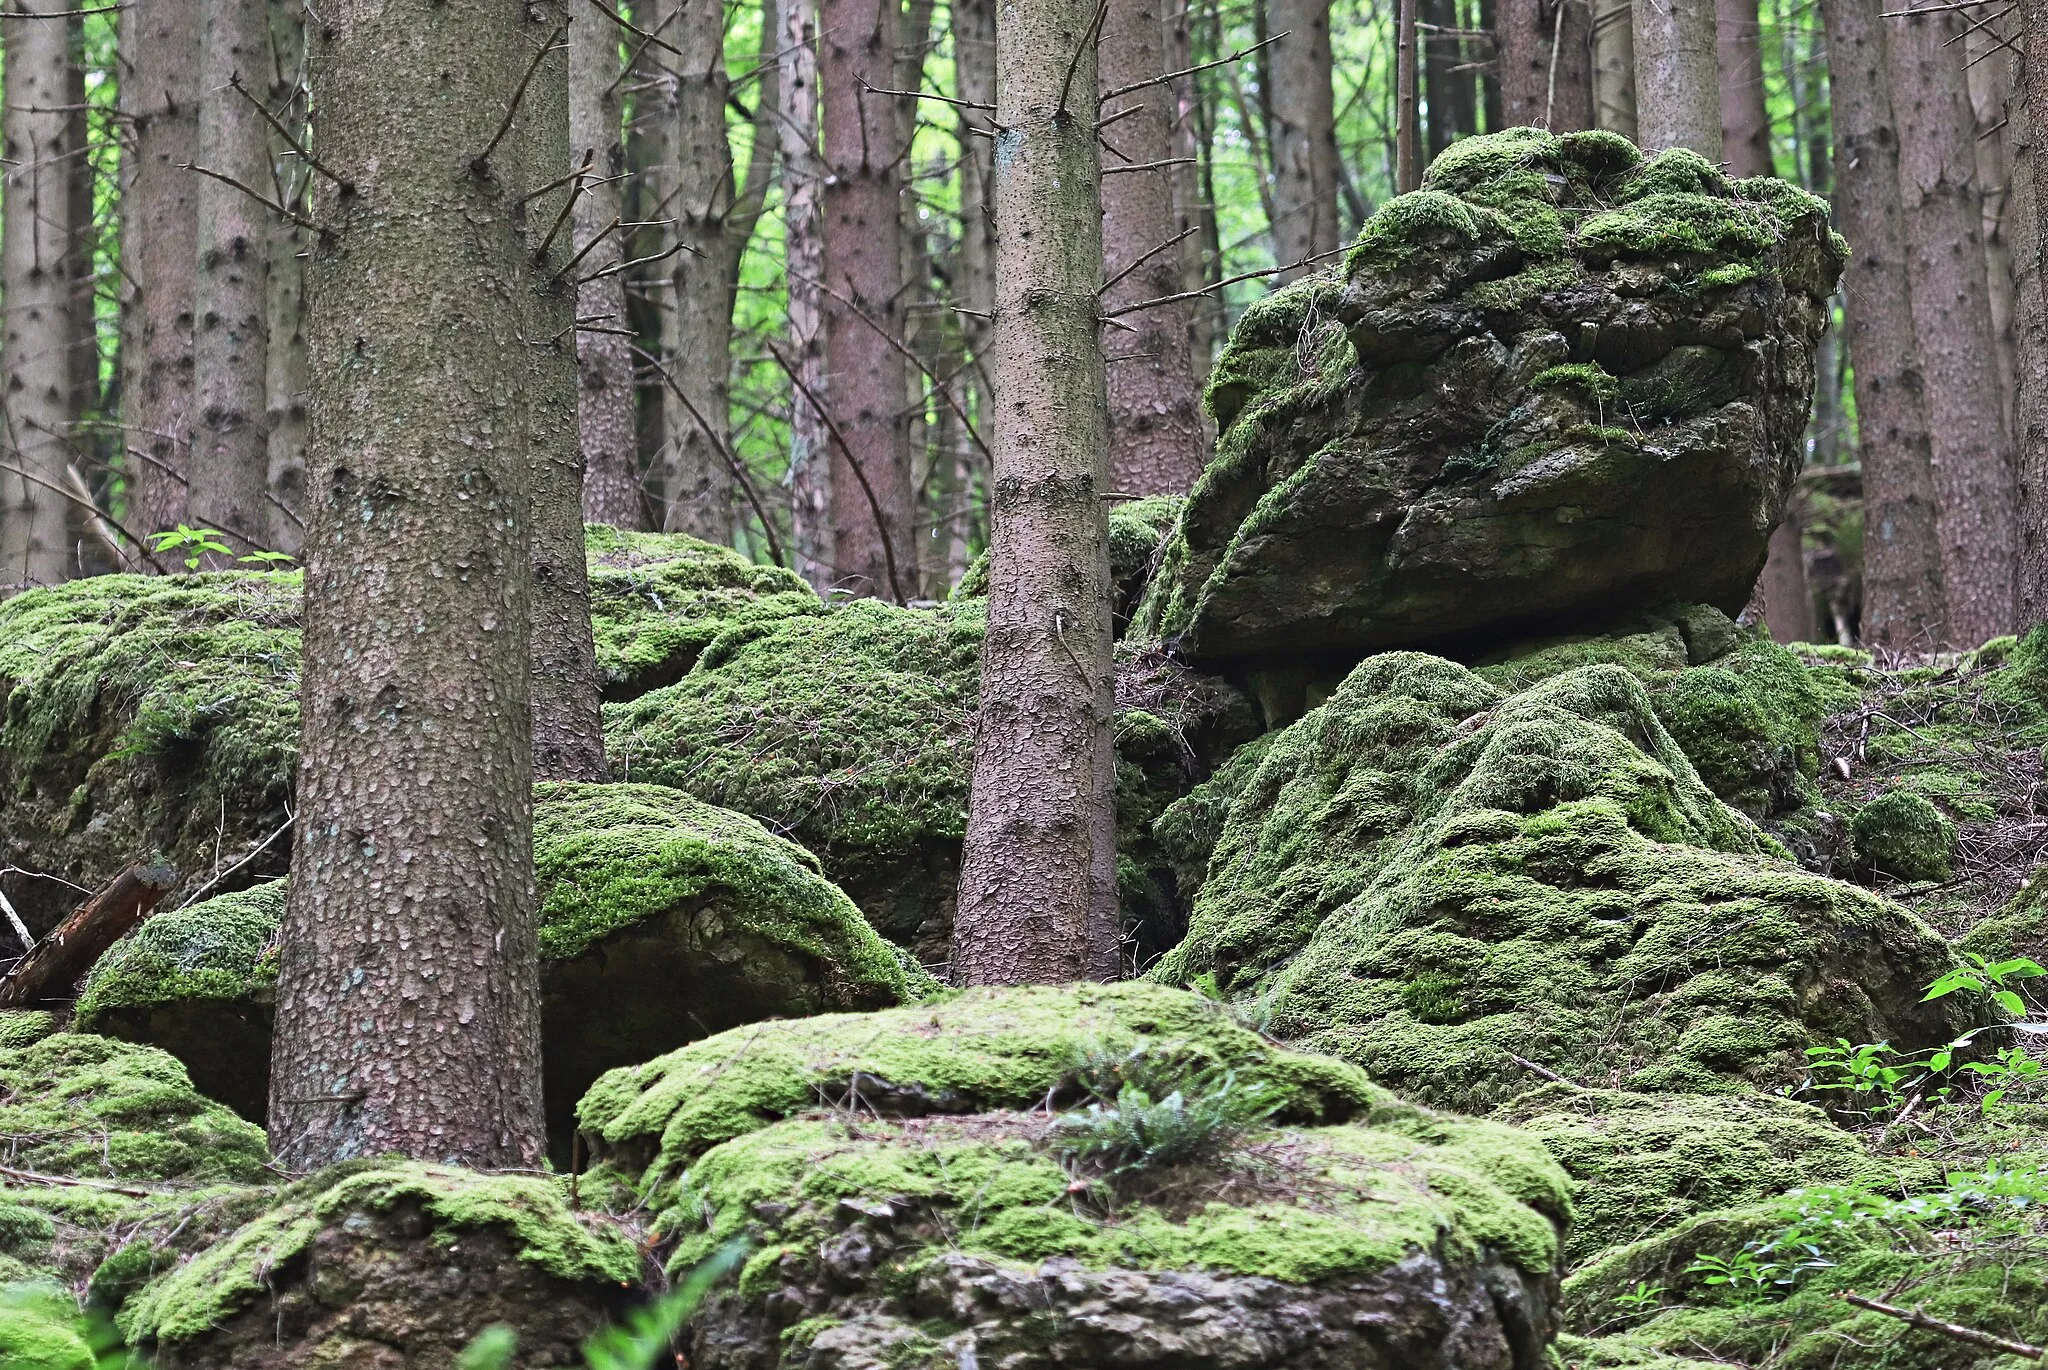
[
  {"x1": 145, "y1": 526, "x2": 293, "y2": 572},
  {"x1": 1049, "y1": 1043, "x2": 1282, "y2": 1176},
  {"x1": 0, "y1": 1284, "x2": 129, "y2": 1370},
  {"x1": 456, "y1": 1242, "x2": 750, "y2": 1370}
]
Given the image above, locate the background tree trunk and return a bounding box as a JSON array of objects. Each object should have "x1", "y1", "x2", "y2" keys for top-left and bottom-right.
[
  {"x1": 1822, "y1": 0, "x2": 1946, "y2": 647},
  {"x1": 953, "y1": 0, "x2": 998, "y2": 509},
  {"x1": 1593, "y1": 0, "x2": 1638, "y2": 138},
  {"x1": 2011, "y1": 13, "x2": 2048, "y2": 627},
  {"x1": 955, "y1": 0, "x2": 1118, "y2": 984},
  {"x1": 1267, "y1": 0, "x2": 1341, "y2": 273},
  {"x1": 571, "y1": 0, "x2": 645, "y2": 529},
  {"x1": 782, "y1": 0, "x2": 834, "y2": 589},
  {"x1": 189, "y1": 0, "x2": 274, "y2": 561},
  {"x1": 1099, "y1": 0, "x2": 1206, "y2": 495},
  {"x1": 0, "y1": 3, "x2": 85, "y2": 592},
  {"x1": 820, "y1": 0, "x2": 915, "y2": 598},
  {"x1": 1499, "y1": 0, "x2": 1595, "y2": 131},
  {"x1": 1422, "y1": 0, "x2": 1475, "y2": 156},
  {"x1": 272, "y1": 0, "x2": 543, "y2": 1171},
  {"x1": 1716, "y1": 0, "x2": 1773, "y2": 176},
  {"x1": 265, "y1": 0, "x2": 308, "y2": 557},
  {"x1": 1891, "y1": 4, "x2": 2019, "y2": 644},
  {"x1": 1632, "y1": 0, "x2": 1720, "y2": 156},
  {"x1": 1967, "y1": 15, "x2": 2020, "y2": 443},
  {"x1": 123, "y1": 0, "x2": 201, "y2": 543}
]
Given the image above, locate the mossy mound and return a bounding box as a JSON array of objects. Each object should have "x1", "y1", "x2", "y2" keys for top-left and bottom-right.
[
  {"x1": 1132, "y1": 129, "x2": 1844, "y2": 674},
  {"x1": 1849, "y1": 789, "x2": 1957, "y2": 883},
  {"x1": 0, "y1": 572, "x2": 300, "y2": 926},
  {"x1": 584, "y1": 524, "x2": 823, "y2": 701},
  {"x1": 1150, "y1": 653, "x2": 1970, "y2": 1112},
  {"x1": 0, "y1": 1286, "x2": 98, "y2": 1369},
  {"x1": 577, "y1": 982, "x2": 1381, "y2": 1194}
]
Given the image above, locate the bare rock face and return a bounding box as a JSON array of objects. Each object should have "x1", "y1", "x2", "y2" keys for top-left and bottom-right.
[{"x1": 1132, "y1": 128, "x2": 1846, "y2": 674}]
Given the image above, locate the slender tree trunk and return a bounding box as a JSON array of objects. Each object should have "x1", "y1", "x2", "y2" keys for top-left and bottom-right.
[
  {"x1": 1167, "y1": 0, "x2": 1214, "y2": 384},
  {"x1": 1267, "y1": 0, "x2": 1341, "y2": 272},
  {"x1": 1593, "y1": 0, "x2": 1637, "y2": 137},
  {"x1": 1099, "y1": 0, "x2": 1206, "y2": 494},
  {"x1": 1398, "y1": 0, "x2": 1421, "y2": 189},
  {"x1": 1422, "y1": 0, "x2": 1459, "y2": 155},
  {"x1": 1632, "y1": 0, "x2": 1720, "y2": 156},
  {"x1": 265, "y1": 0, "x2": 308, "y2": 557},
  {"x1": 1499, "y1": 0, "x2": 1595, "y2": 130},
  {"x1": 1821, "y1": 0, "x2": 1946, "y2": 647},
  {"x1": 954, "y1": 0, "x2": 1117, "y2": 985},
  {"x1": 1759, "y1": 516, "x2": 1815, "y2": 641},
  {"x1": 123, "y1": 0, "x2": 200, "y2": 543},
  {"x1": 1480, "y1": 0, "x2": 1507, "y2": 130},
  {"x1": 1967, "y1": 16, "x2": 2020, "y2": 443},
  {"x1": 271, "y1": 0, "x2": 543, "y2": 1170},
  {"x1": 1891, "y1": 5, "x2": 2018, "y2": 644},
  {"x1": 1716, "y1": 0, "x2": 1773, "y2": 175},
  {"x1": 782, "y1": 0, "x2": 834, "y2": 588},
  {"x1": 2011, "y1": 11, "x2": 2048, "y2": 626},
  {"x1": 571, "y1": 0, "x2": 645, "y2": 528},
  {"x1": 820, "y1": 0, "x2": 914, "y2": 598},
  {"x1": 0, "y1": 3, "x2": 84, "y2": 592},
  {"x1": 190, "y1": 0, "x2": 273, "y2": 561}
]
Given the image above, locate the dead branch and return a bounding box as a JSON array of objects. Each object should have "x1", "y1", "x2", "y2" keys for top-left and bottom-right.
[
  {"x1": 181, "y1": 162, "x2": 321, "y2": 233},
  {"x1": 583, "y1": 0, "x2": 679, "y2": 56},
  {"x1": 1103, "y1": 245, "x2": 1345, "y2": 318},
  {"x1": 632, "y1": 345, "x2": 791, "y2": 574},
  {"x1": 0, "y1": 862, "x2": 178, "y2": 1010},
  {"x1": 228, "y1": 73, "x2": 351, "y2": 191},
  {"x1": 1057, "y1": 0, "x2": 1112, "y2": 117},
  {"x1": 1100, "y1": 224, "x2": 1197, "y2": 296},
  {"x1": 473, "y1": 20, "x2": 568, "y2": 173},
  {"x1": 858, "y1": 77, "x2": 993, "y2": 111},
  {"x1": 1841, "y1": 1292, "x2": 2044, "y2": 1359},
  {"x1": 0, "y1": 1165, "x2": 153, "y2": 1198},
  {"x1": 764, "y1": 340, "x2": 908, "y2": 603},
  {"x1": 1102, "y1": 29, "x2": 1289, "y2": 103},
  {"x1": 1101, "y1": 157, "x2": 1197, "y2": 175}
]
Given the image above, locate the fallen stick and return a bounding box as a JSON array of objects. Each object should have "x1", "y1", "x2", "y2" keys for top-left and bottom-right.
[
  {"x1": 0, "y1": 862, "x2": 177, "y2": 1009},
  {"x1": 0, "y1": 1164, "x2": 154, "y2": 1199},
  {"x1": 1841, "y1": 1291, "x2": 2045, "y2": 1360}
]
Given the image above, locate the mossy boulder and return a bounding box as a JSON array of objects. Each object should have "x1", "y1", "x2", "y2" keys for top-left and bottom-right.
[
  {"x1": 1131, "y1": 129, "x2": 1845, "y2": 675},
  {"x1": 0, "y1": 1287, "x2": 98, "y2": 1370},
  {"x1": 119, "y1": 1162, "x2": 639, "y2": 1367},
  {"x1": 1849, "y1": 789, "x2": 1957, "y2": 883},
  {"x1": 1150, "y1": 653, "x2": 1970, "y2": 1112}
]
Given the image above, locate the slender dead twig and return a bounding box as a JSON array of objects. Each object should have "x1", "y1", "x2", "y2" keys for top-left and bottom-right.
[
  {"x1": 534, "y1": 150, "x2": 595, "y2": 263},
  {"x1": 583, "y1": 0, "x2": 679, "y2": 55},
  {"x1": 182, "y1": 162, "x2": 321, "y2": 233},
  {"x1": 764, "y1": 340, "x2": 907, "y2": 603},
  {"x1": 1101, "y1": 157, "x2": 1197, "y2": 175},
  {"x1": 1840, "y1": 1292, "x2": 2044, "y2": 1359},
  {"x1": 1102, "y1": 29, "x2": 1288, "y2": 103},
  {"x1": 229, "y1": 73, "x2": 351, "y2": 191},
  {"x1": 578, "y1": 238, "x2": 686, "y2": 285},
  {"x1": 0, "y1": 1165, "x2": 153, "y2": 1199},
  {"x1": 1103, "y1": 245, "x2": 1345, "y2": 318},
  {"x1": 0, "y1": 456, "x2": 169, "y2": 572},
  {"x1": 1100, "y1": 224, "x2": 1197, "y2": 296},
  {"x1": 858, "y1": 77, "x2": 993, "y2": 111},
  {"x1": 551, "y1": 214, "x2": 620, "y2": 284},
  {"x1": 1057, "y1": 0, "x2": 1111, "y2": 117},
  {"x1": 633, "y1": 345, "x2": 790, "y2": 572},
  {"x1": 473, "y1": 20, "x2": 568, "y2": 173}
]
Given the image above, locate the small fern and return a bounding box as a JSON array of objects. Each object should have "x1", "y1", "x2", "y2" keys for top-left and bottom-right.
[{"x1": 1050, "y1": 1042, "x2": 1281, "y2": 1176}]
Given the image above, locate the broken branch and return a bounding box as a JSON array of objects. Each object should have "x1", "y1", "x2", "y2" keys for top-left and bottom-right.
[{"x1": 0, "y1": 862, "x2": 178, "y2": 1010}]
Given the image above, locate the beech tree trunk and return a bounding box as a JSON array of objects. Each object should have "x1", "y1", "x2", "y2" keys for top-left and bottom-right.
[
  {"x1": 2013, "y1": 2, "x2": 2048, "y2": 626},
  {"x1": 820, "y1": 0, "x2": 915, "y2": 598},
  {"x1": 1716, "y1": 0, "x2": 1773, "y2": 175},
  {"x1": 1632, "y1": 0, "x2": 1720, "y2": 156},
  {"x1": 1499, "y1": 0, "x2": 1595, "y2": 131},
  {"x1": 954, "y1": 0, "x2": 1118, "y2": 985},
  {"x1": 1593, "y1": 0, "x2": 1638, "y2": 138},
  {"x1": 271, "y1": 0, "x2": 544, "y2": 1170},
  {"x1": 1099, "y1": 0, "x2": 1206, "y2": 495},
  {"x1": 0, "y1": 3, "x2": 85, "y2": 592},
  {"x1": 1267, "y1": 0, "x2": 1341, "y2": 272},
  {"x1": 190, "y1": 0, "x2": 274, "y2": 560},
  {"x1": 1821, "y1": 0, "x2": 1946, "y2": 647},
  {"x1": 571, "y1": 0, "x2": 644, "y2": 528},
  {"x1": 265, "y1": 0, "x2": 308, "y2": 557},
  {"x1": 123, "y1": 0, "x2": 200, "y2": 542},
  {"x1": 1891, "y1": 4, "x2": 2018, "y2": 645},
  {"x1": 782, "y1": 0, "x2": 834, "y2": 588}
]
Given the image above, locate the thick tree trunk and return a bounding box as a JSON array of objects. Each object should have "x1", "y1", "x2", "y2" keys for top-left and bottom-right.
[
  {"x1": 1099, "y1": 0, "x2": 1206, "y2": 495},
  {"x1": 123, "y1": 0, "x2": 200, "y2": 542},
  {"x1": 1592, "y1": 0, "x2": 1637, "y2": 138},
  {"x1": 1968, "y1": 18, "x2": 2020, "y2": 443},
  {"x1": 265, "y1": 0, "x2": 308, "y2": 558},
  {"x1": 189, "y1": 0, "x2": 274, "y2": 561},
  {"x1": 1821, "y1": 0, "x2": 1946, "y2": 647},
  {"x1": 1891, "y1": 5, "x2": 2018, "y2": 644},
  {"x1": 954, "y1": 0, "x2": 1118, "y2": 985},
  {"x1": 1499, "y1": 0, "x2": 1595, "y2": 131},
  {"x1": 270, "y1": 0, "x2": 544, "y2": 1170},
  {"x1": 1716, "y1": 0, "x2": 1773, "y2": 175},
  {"x1": 525, "y1": 0, "x2": 607, "y2": 783},
  {"x1": 781, "y1": 0, "x2": 834, "y2": 589},
  {"x1": 571, "y1": 0, "x2": 645, "y2": 528},
  {"x1": 1632, "y1": 0, "x2": 1720, "y2": 156},
  {"x1": 820, "y1": 0, "x2": 915, "y2": 598},
  {"x1": 2013, "y1": 5, "x2": 2048, "y2": 626},
  {"x1": 1267, "y1": 0, "x2": 1341, "y2": 272},
  {"x1": 0, "y1": 4, "x2": 85, "y2": 592}
]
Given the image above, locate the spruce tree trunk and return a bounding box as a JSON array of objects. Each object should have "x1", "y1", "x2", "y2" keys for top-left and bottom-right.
[
  {"x1": 953, "y1": 0, "x2": 1118, "y2": 985},
  {"x1": 571, "y1": 0, "x2": 645, "y2": 528},
  {"x1": 953, "y1": 0, "x2": 998, "y2": 500},
  {"x1": 1967, "y1": 19, "x2": 2020, "y2": 443},
  {"x1": 0, "y1": 3, "x2": 84, "y2": 592},
  {"x1": 269, "y1": 0, "x2": 544, "y2": 1170},
  {"x1": 1891, "y1": 4, "x2": 2018, "y2": 644},
  {"x1": 1099, "y1": 0, "x2": 1206, "y2": 495},
  {"x1": 1631, "y1": 0, "x2": 1719, "y2": 156},
  {"x1": 1267, "y1": 0, "x2": 1340, "y2": 272},
  {"x1": 780, "y1": 0, "x2": 834, "y2": 589},
  {"x1": 525, "y1": 0, "x2": 607, "y2": 782},
  {"x1": 1498, "y1": 0, "x2": 1594, "y2": 131},
  {"x1": 123, "y1": 0, "x2": 201, "y2": 543},
  {"x1": 1592, "y1": 0, "x2": 1637, "y2": 138},
  {"x1": 264, "y1": 0, "x2": 308, "y2": 557},
  {"x1": 2011, "y1": 15, "x2": 2048, "y2": 626},
  {"x1": 820, "y1": 0, "x2": 915, "y2": 597},
  {"x1": 1716, "y1": 0, "x2": 1773, "y2": 175},
  {"x1": 1821, "y1": 0, "x2": 1946, "y2": 647},
  {"x1": 189, "y1": 0, "x2": 274, "y2": 560}
]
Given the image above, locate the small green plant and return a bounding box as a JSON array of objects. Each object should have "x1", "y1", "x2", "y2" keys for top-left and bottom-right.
[
  {"x1": 1050, "y1": 1042, "x2": 1282, "y2": 1176},
  {"x1": 1612, "y1": 1281, "x2": 1668, "y2": 1314},
  {"x1": 148, "y1": 524, "x2": 295, "y2": 571},
  {"x1": 455, "y1": 1239, "x2": 748, "y2": 1370},
  {"x1": 1924, "y1": 953, "x2": 2047, "y2": 1019},
  {"x1": 1796, "y1": 1038, "x2": 1925, "y2": 1119},
  {"x1": 1684, "y1": 1236, "x2": 1834, "y2": 1307}
]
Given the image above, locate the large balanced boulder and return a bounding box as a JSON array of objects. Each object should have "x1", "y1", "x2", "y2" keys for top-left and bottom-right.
[{"x1": 1133, "y1": 128, "x2": 1845, "y2": 673}]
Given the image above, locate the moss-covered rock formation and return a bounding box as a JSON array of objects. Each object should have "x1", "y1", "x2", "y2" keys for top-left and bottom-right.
[
  {"x1": 0, "y1": 1286, "x2": 99, "y2": 1369},
  {"x1": 1150, "y1": 653, "x2": 1969, "y2": 1112},
  {"x1": 1131, "y1": 129, "x2": 1845, "y2": 676}
]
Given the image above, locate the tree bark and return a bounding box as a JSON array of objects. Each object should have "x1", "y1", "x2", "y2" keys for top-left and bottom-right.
[
  {"x1": 780, "y1": 0, "x2": 834, "y2": 589},
  {"x1": 270, "y1": 0, "x2": 544, "y2": 1171},
  {"x1": 571, "y1": 0, "x2": 645, "y2": 528},
  {"x1": 0, "y1": 864, "x2": 177, "y2": 1011},
  {"x1": 1593, "y1": 0, "x2": 1637, "y2": 138},
  {"x1": 1632, "y1": 0, "x2": 1720, "y2": 156},
  {"x1": 122, "y1": 0, "x2": 200, "y2": 543},
  {"x1": 1821, "y1": 0, "x2": 1946, "y2": 647},
  {"x1": 1397, "y1": 0, "x2": 1421, "y2": 190},
  {"x1": 1759, "y1": 514, "x2": 1815, "y2": 642},
  {"x1": 1099, "y1": 0, "x2": 1206, "y2": 494},
  {"x1": 1891, "y1": 4, "x2": 2018, "y2": 644},
  {"x1": 0, "y1": 2, "x2": 86, "y2": 592},
  {"x1": 264, "y1": 0, "x2": 308, "y2": 557},
  {"x1": 820, "y1": 0, "x2": 915, "y2": 597},
  {"x1": 1267, "y1": 0, "x2": 1341, "y2": 272},
  {"x1": 953, "y1": 0, "x2": 1118, "y2": 985},
  {"x1": 1499, "y1": 0, "x2": 1595, "y2": 131},
  {"x1": 190, "y1": 0, "x2": 274, "y2": 561},
  {"x1": 1422, "y1": 0, "x2": 1475, "y2": 155},
  {"x1": 953, "y1": 0, "x2": 998, "y2": 529},
  {"x1": 1716, "y1": 0, "x2": 1773, "y2": 175},
  {"x1": 1967, "y1": 14, "x2": 2020, "y2": 444},
  {"x1": 2013, "y1": 4, "x2": 2048, "y2": 626}
]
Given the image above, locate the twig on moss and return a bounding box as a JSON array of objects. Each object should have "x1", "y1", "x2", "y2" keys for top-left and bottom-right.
[
  {"x1": 1840, "y1": 1291, "x2": 2045, "y2": 1359},
  {"x1": 0, "y1": 1164, "x2": 154, "y2": 1198}
]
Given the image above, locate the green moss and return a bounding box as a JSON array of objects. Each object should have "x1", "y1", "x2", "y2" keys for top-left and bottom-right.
[
  {"x1": 119, "y1": 1163, "x2": 639, "y2": 1345},
  {"x1": 1200, "y1": 274, "x2": 1350, "y2": 432},
  {"x1": 0, "y1": 1012, "x2": 58, "y2": 1048},
  {"x1": 1472, "y1": 620, "x2": 1693, "y2": 694},
  {"x1": 75, "y1": 882, "x2": 285, "y2": 1030},
  {"x1": 0, "y1": 1206, "x2": 56, "y2": 1260},
  {"x1": 1344, "y1": 190, "x2": 1485, "y2": 271},
  {"x1": 1151, "y1": 733, "x2": 1278, "y2": 903},
  {"x1": 1849, "y1": 790, "x2": 1957, "y2": 882},
  {"x1": 0, "y1": 1287, "x2": 96, "y2": 1370},
  {"x1": 1530, "y1": 363, "x2": 1620, "y2": 401}
]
